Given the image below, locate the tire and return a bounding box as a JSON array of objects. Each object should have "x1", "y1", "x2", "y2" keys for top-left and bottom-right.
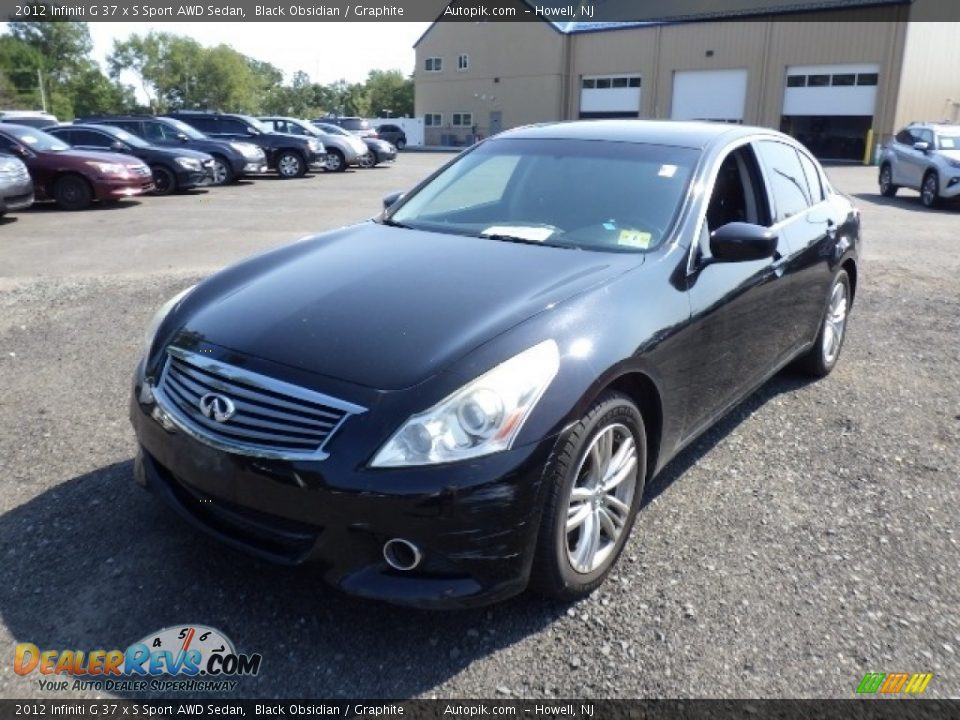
[
  {"x1": 324, "y1": 149, "x2": 346, "y2": 172},
  {"x1": 276, "y1": 150, "x2": 306, "y2": 178},
  {"x1": 150, "y1": 165, "x2": 177, "y2": 196},
  {"x1": 210, "y1": 155, "x2": 234, "y2": 185},
  {"x1": 530, "y1": 391, "x2": 647, "y2": 601},
  {"x1": 878, "y1": 164, "x2": 898, "y2": 197},
  {"x1": 396, "y1": 138, "x2": 406, "y2": 150},
  {"x1": 796, "y1": 271, "x2": 851, "y2": 378},
  {"x1": 359, "y1": 151, "x2": 376, "y2": 169},
  {"x1": 920, "y1": 171, "x2": 940, "y2": 208},
  {"x1": 52, "y1": 174, "x2": 93, "y2": 211}
]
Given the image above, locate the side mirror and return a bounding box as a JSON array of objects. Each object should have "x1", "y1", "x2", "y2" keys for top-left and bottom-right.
[
  {"x1": 382, "y1": 191, "x2": 405, "y2": 210},
  {"x1": 709, "y1": 222, "x2": 778, "y2": 263},
  {"x1": 11, "y1": 144, "x2": 29, "y2": 159},
  {"x1": 110, "y1": 141, "x2": 127, "y2": 152},
  {"x1": 913, "y1": 141, "x2": 930, "y2": 152},
  {"x1": 176, "y1": 133, "x2": 189, "y2": 143},
  {"x1": 246, "y1": 127, "x2": 260, "y2": 136}
]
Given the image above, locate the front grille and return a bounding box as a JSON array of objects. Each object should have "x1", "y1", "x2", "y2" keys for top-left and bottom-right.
[
  {"x1": 153, "y1": 346, "x2": 365, "y2": 460},
  {"x1": 130, "y1": 165, "x2": 152, "y2": 177}
]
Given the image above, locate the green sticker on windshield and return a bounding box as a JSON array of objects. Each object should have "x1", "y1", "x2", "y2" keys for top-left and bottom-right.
[{"x1": 618, "y1": 229, "x2": 652, "y2": 249}]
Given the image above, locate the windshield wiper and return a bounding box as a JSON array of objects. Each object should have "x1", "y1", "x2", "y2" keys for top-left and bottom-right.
[
  {"x1": 379, "y1": 218, "x2": 413, "y2": 229},
  {"x1": 478, "y1": 233, "x2": 576, "y2": 249}
]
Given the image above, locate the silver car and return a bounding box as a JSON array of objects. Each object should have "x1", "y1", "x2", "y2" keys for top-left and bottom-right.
[
  {"x1": 259, "y1": 117, "x2": 367, "y2": 172},
  {"x1": 0, "y1": 154, "x2": 34, "y2": 216},
  {"x1": 879, "y1": 122, "x2": 960, "y2": 208}
]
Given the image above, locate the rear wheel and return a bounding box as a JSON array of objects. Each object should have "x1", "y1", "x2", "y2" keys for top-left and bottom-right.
[
  {"x1": 879, "y1": 164, "x2": 898, "y2": 197},
  {"x1": 150, "y1": 165, "x2": 177, "y2": 195},
  {"x1": 324, "y1": 149, "x2": 346, "y2": 172},
  {"x1": 52, "y1": 174, "x2": 93, "y2": 210},
  {"x1": 210, "y1": 155, "x2": 234, "y2": 185},
  {"x1": 277, "y1": 150, "x2": 306, "y2": 178},
  {"x1": 530, "y1": 392, "x2": 646, "y2": 601},
  {"x1": 796, "y1": 271, "x2": 851, "y2": 378},
  {"x1": 396, "y1": 138, "x2": 406, "y2": 150},
  {"x1": 920, "y1": 171, "x2": 940, "y2": 208}
]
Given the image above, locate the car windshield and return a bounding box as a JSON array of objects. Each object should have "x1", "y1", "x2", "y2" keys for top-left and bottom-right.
[
  {"x1": 100, "y1": 127, "x2": 151, "y2": 148},
  {"x1": 315, "y1": 123, "x2": 350, "y2": 137},
  {"x1": 936, "y1": 134, "x2": 960, "y2": 150},
  {"x1": 5, "y1": 126, "x2": 69, "y2": 151},
  {"x1": 388, "y1": 138, "x2": 699, "y2": 252},
  {"x1": 289, "y1": 120, "x2": 321, "y2": 137},
  {"x1": 163, "y1": 118, "x2": 207, "y2": 140}
]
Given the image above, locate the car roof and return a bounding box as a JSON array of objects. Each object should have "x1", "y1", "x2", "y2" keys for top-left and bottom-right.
[
  {"x1": 908, "y1": 121, "x2": 960, "y2": 131},
  {"x1": 498, "y1": 120, "x2": 774, "y2": 149}
]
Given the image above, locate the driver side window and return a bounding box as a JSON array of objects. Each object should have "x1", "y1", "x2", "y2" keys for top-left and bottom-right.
[{"x1": 705, "y1": 146, "x2": 768, "y2": 233}]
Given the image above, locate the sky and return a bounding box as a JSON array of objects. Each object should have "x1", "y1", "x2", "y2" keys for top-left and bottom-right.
[{"x1": 11, "y1": 22, "x2": 432, "y2": 85}]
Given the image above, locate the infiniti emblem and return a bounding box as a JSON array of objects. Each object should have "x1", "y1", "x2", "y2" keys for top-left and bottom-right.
[{"x1": 198, "y1": 393, "x2": 236, "y2": 423}]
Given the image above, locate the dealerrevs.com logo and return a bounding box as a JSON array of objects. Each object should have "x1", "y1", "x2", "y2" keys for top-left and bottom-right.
[{"x1": 14, "y1": 625, "x2": 262, "y2": 693}]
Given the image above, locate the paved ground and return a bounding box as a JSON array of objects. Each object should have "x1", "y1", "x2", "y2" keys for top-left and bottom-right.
[{"x1": 0, "y1": 156, "x2": 957, "y2": 700}]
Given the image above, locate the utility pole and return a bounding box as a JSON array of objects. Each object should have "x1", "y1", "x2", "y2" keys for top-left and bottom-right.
[{"x1": 37, "y1": 68, "x2": 47, "y2": 112}]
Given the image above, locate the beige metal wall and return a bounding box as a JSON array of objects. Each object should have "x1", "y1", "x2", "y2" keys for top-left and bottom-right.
[
  {"x1": 893, "y1": 22, "x2": 960, "y2": 130},
  {"x1": 414, "y1": 19, "x2": 566, "y2": 145}
]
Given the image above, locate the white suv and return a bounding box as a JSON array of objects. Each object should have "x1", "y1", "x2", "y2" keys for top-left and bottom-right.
[{"x1": 879, "y1": 122, "x2": 960, "y2": 208}]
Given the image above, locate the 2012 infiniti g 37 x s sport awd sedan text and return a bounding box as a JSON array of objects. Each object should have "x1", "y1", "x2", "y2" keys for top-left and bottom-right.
[{"x1": 130, "y1": 121, "x2": 860, "y2": 608}]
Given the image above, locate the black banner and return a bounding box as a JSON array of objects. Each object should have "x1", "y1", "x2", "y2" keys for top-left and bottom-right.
[
  {"x1": 3, "y1": 0, "x2": 960, "y2": 23},
  {"x1": 2, "y1": 700, "x2": 960, "y2": 720}
]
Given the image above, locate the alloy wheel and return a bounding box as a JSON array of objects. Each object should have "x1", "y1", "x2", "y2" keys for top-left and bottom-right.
[
  {"x1": 565, "y1": 423, "x2": 639, "y2": 574},
  {"x1": 279, "y1": 154, "x2": 302, "y2": 178},
  {"x1": 880, "y1": 168, "x2": 891, "y2": 193},
  {"x1": 212, "y1": 159, "x2": 229, "y2": 185},
  {"x1": 822, "y1": 280, "x2": 848, "y2": 367},
  {"x1": 921, "y1": 174, "x2": 938, "y2": 207}
]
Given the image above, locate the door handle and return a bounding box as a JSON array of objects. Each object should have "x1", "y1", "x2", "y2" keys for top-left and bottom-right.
[{"x1": 826, "y1": 221, "x2": 837, "y2": 239}]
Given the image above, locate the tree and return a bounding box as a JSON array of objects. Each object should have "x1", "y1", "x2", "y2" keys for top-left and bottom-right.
[
  {"x1": 365, "y1": 69, "x2": 414, "y2": 118},
  {"x1": 7, "y1": 21, "x2": 92, "y2": 84}
]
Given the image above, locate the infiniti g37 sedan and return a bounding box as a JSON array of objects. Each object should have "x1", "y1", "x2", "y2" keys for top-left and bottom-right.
[{"x1": 130, "y1": 121, "x2": 860, "y2": 608}]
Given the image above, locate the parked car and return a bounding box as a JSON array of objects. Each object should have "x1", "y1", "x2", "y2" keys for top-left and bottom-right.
[
  {"x1": 356, "y1": 138, "x2": 397, "y2": 168},
  {"x1": 879, "y1": 122, "x2": 960, "y2": 207},
  {"x1": 0, "y1": 123, "x2": 153, "y2": 210},
  {"x1": 167, "y1": 111, "x2": 325, "y2": 178},
  {"x1": 310, "y1": 122, "x2": 373, "y2": 171},
  {"x1": 48, "y1": 124, "x2": 213, "y2": 195},
  {"x1": 77, "y1": 115, "x2": 267, "y2": 185},
  {"x1": 131, "y1": 120, "x2": 860, "y2": 608},
  {"x1": 260, "y1": 116, "x2": 366, "y2": 173},
  {"x1": 0, "y1": 110, "x2": 58, "y2": 129},
  {"x1": 318, "y1": 116, "x2": 378, "y2": 138},
  {"x1": 376, "y1": 123, "x2": 407, "y2": 150},
  {"x1": 0, "y1": 154, "x2": 34, "y2": 216}
]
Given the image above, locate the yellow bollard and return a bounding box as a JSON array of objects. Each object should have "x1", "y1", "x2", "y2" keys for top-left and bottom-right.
[{"x1": 863, "y1": 128, "x2": 875, "y2": 165}]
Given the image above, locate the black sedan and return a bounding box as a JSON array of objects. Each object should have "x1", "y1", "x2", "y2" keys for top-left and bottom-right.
[
  {"x1": 130, "y1": 121, "x2": 860, "y2": 608},
  {"x1": 359, "y1": 137, "x2": 397, "y2": 168},
  {"x1": 48, "y1": 124, "x2": 214, "y2": 195}
]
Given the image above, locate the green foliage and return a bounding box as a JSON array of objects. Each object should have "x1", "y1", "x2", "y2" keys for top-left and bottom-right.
[{"x1": 2, "y1": 23, "x2": 414, "y2": 120}]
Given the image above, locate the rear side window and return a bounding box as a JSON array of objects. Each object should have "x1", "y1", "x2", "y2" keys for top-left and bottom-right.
[
  {"x1": 71, "y1": 129, "x2": 112, "y2": 148},
  {"x1": 796, "y1": 151, "x2": 824, "y2": 203},
  {"x1": 754, "y1": 140, "x2": 812, "y2": 222},
  {"x1": 217, "y1": 118, "x2": 249, "y2": 134},
  {"x1": 181, "y1": 116, "x2": 215, "y2": 133}
]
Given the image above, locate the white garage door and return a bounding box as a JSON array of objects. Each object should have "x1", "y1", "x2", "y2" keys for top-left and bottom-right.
[
  {"x1": 782, "y1": 64, "x2": 879, "y2": 116},
  {"x1": 579, "y1": 75, "x2": 642, "y2": 118},
  {"x1": 671, "y1": 69, "x2": 748, "y2": 123}
]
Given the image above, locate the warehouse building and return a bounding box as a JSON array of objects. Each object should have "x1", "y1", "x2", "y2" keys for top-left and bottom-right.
[{"x1": 413, "y1": 1, "x2": 960, "y2": 160}]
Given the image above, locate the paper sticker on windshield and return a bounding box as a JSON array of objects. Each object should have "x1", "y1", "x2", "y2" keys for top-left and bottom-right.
[
  {"x1": 658, "y1": 164, "x2": 678, "y2": 178},
  {"x1": 618, "y1": 229, "x2": 652, "y2": 249},
  {"x1": 481, "y1": 226, "x2": 555, "y2": 242},
  {"x1": 21, "y1": 135, "x2": 38, "y2": 145}
]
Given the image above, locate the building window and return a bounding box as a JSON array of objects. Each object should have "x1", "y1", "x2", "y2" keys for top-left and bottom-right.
[
  {"x1": 424, "y1": 113, "x2": 441, "y2": 127},
  {"x1": 425, "y1": 57, "x2": 442, "y2": 72},
  {"x1": 831, "y1": 73, "x2": 856, "y2": 86},
  {"x1": 582, "y1": 78, "x2": 596, "y2": 88},
  {"x1": 452, "y1": 112, "x2": 473, "y2": 127},
  {"x1": 457, "y1": 54, "x2": 469, "y2": 71},
  {"x1": 596, "y1": 78, "x2": 612, "y2": 89},
  {"x1": 808, "y1": 74, "x2": 830, "y2": 87},
  {"x1": 786, "y1": 75, "x2": 806, "y2": 87},
  {"x1": 857, "y1": 73, "x2": 879, "y2": 86},
  {"x1": 628, "y1": 77, "x2": 641, "y2": 87}
]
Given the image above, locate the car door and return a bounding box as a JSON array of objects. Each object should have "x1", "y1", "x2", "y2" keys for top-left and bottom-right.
[
  {"x1": 892, "y1": 127, "x2": 927, "y2": 188},
  {"x1": 681, "y1": 142, "x2": 796, "y2": 436}
]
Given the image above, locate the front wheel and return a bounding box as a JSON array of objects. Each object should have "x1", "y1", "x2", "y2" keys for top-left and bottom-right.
[
  {"x1": 530, "y1": 392, "x2": 646, "y2": 601},
  {"x1": 879, "y1": 164, "x2": 898, "y2": 197},
  {"x1": 52, "y1": 174, "x2": 93, "y2": 210},
  {"x1": 796, "y1": 271, "x2": 851, "y2": 378},
  {"x1": 920, "y1": 171, "x2": 940, "y2": 208},
  {"x1": 150, "y1": 165, "x2": 177, "y2": 195},
  {"x1": 277, "y1": 150, "x2": 306, "y2": 178},
  {"x1": 359, "y1": 151, "x2": 376, "y2": 169},
  {"x1": 324, "y1": 149, "x2": 346, "y2": 172},
  {"x1": 210, "y1": 155, "x2": 234, "y2": 185},
  {"x1": 395, "y1": 138, "x2": 406, "y2": 150}
]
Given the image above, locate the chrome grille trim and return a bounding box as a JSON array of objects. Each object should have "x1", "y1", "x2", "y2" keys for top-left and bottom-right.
[{"x1": 152, "y1": 346, "x2": 366, "y2": 461}]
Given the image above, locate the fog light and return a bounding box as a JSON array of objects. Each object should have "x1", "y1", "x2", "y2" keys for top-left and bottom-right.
[{"x1": 383, "y1": 538, "x2": 422, "y2": 571}]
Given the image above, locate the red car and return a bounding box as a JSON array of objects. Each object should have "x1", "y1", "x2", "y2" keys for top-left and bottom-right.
[{"x1": 0, "y1": 124, "x2": 154, "y2": 210}]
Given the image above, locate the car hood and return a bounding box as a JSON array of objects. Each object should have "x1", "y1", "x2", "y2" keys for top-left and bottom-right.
[
  {"x1": 38, "y1": 148, "x2": 147, "y2": 165},
  {"x1": 149, "y1": 146, "x2": 211, "y2": 160},
  {"x1": 936, "y1": 149, "x2": 960, "y2": 162},
  {"x1": 174, "y1": 223, "x2": 640, "y2": 391}
]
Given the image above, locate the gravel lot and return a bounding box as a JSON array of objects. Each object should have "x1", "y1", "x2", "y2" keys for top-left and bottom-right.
[{"x1": 0, "y1": 156, "x2": 957, "y2": 700}]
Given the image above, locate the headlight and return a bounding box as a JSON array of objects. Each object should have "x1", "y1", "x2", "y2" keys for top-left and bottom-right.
[
  {"x1": 370, "y1": 340, "x2": 560, "y2": 467},
  {"x1": 229, "y1": 141, "x2": 261, "y2": 158},
  {"x1": 143, "y1": 286, "x2": 195, "y2": 356},
  {"x1": 86, "y1": 161, "x2": 130, "y2": 177},
  {"x1": 946, "y1": 158, "x2": 960, "y2": 169},
  {"x1": 308, "y1": 139, "x2": 323, "y2": 152},
  {"x1": 175, "y1": 157, "x2": 202, "y2": 171}
]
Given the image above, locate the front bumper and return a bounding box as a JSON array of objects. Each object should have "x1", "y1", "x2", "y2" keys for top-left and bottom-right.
[
  {"x1": 0, "y1": 178, "x2": 34, "y2": 211},
  {"x1": 243, "y1": 161, "x2": 269, "y2": 174},
  {"x1": 309, "y1": 153, "x2": 328, "y2": 170},
  {"x1": 129, "y1": 361, "x2": 551, "y2": 609},
  {"x1": 177, "y1": 167, "x2": 211, "y2": 189},
  {"x1": 97, "y1": 176, "x2": 154, "y2": 199},
  {"x1": 941, "y1": 174, "x2": 960, "y2": 198}
]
